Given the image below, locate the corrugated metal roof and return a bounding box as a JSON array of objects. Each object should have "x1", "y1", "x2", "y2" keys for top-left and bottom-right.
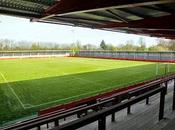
[{"x1": 0, "y1": 0, "x2": 56, "y2": 18}]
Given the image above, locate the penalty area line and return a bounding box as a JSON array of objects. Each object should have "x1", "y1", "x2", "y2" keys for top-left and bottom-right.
[{"x1": 0, "y1": 72, "x2": 26, "y2": 109}]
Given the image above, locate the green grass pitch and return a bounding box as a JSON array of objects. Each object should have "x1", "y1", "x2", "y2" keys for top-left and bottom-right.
[{"x1": 0, "y1": 57, "x2": 175, "y2": 125}]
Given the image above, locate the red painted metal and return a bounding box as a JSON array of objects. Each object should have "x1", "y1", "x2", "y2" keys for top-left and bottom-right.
[
  {"x1": 97, "y1": 14, "x2": 175, "y2": 39},
  {"x1": 138, "y1": 30, "x2": 175, "y2": 39},
  {"x1": 143, "y1": 30, "x2": 175, "y2": 35},
  {"x1": 43, "y1": 0, "x2": 175, "y2": 39}
]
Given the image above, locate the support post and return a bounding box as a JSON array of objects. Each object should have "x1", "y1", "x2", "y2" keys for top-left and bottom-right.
[
  {"x1": 127, "y1": 105, "x2": 131, "y2": 115},
  {"x1": 159, "y1": 87, "x2": 166, "y2": 120},
  {"x1": 54, "y1": 119, "x2": 59, "y2": 127},
  {"x1": 165, "y1": 81, "x2": 168, "y2": 94},
  {"x1": 111, "y1": 113, "x2": 115, "y2": 122},
  {"x1": 37, "y1": 126, "x2": 41, "y2": 130},
  {"x1": 173, "y1": 79, "x2": 175, "y2": 110},
  {"x1": 146, "y1": 97, "x2": 149, "y2": 105},
  {"x1": 98, "y1": 116, "x2": 106, "y2": 130},
  {"x1": 64, "y1": 117, "x2": 66, "y2": 121},
  {"x1": 77, "y1": 113, "x2": 81, "y2": 118},
  {"x1": 111, "y1": 99, "x2": 118, "y2": 122},
  {"x1": 127, "y1": 97, "x2": 131, "y2": 114},
  {"x1": 83, "y1": 110, "x2": 88, "y2": 116}
]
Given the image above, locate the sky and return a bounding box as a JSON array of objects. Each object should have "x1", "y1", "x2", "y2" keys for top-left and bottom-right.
[{"x1": 0, "y1": 15, "x2": 158, "y2": 47}]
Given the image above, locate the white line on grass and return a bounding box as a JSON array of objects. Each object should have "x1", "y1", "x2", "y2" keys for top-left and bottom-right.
[
  {"x1": 66, "y1": 60, "x2": 110, "y2": 68},
  {"x1": 25, "y1": 90, "x2": 100, "y2": 109},
  {"x1": 0, "y1": 72, "x2": 25, "y2": 109},
  {"x1": 25, "y1": 74, "x2": 106, "y2": 109},
  {"x1": 19, "y1": 68, "x2": 156, "y2": 109},
  {"x1": 66, "y1": 58, "x2": 152, "y2": 69},
  {"x1": 72, "y1": 76, "x2": 106, "y2": 87},
  {"x1": 61, "y1": 73, "x2": 105, "y2": 87}
]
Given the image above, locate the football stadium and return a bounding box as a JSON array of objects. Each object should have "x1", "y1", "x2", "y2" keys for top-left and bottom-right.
[{"x1": 1, "y1": 0, "x2": 175, "y2": 130}]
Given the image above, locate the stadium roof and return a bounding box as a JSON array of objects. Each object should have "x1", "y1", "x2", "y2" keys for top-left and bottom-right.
[{"x1": 0, "y1": 0, "x2": 175, "y2": 39}]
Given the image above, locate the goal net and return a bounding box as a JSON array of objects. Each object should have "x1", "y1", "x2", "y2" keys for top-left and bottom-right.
[{"x1": 155, "y1": 63, "x2": 171, "y2": 76}]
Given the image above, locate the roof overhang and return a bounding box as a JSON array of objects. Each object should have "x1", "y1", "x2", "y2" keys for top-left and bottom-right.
[{"x1": 0, "y1": 0, "x2": 175, "y2": 39}]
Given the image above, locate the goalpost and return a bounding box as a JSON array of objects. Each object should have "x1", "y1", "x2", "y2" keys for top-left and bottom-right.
[{"x1": 156, "y1": 63, "x2": 170, "y2": 76}]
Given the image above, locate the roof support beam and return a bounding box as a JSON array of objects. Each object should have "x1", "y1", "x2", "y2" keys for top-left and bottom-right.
[
  {"x1": 106, "y1": 10, "x2": 129, "y2": 23},
  {"x1": 98, "y1": 14, "x2": 175, "y2": 30},
  {"x1": 82, "y1": 12, "x2": 123, "y2": 22},
  {"x1": 142, "y1": 30, "x2": 175, "y2": 38},
  {"x1": 126, "y1": 29, "x2": 175, "y2": 39},
  {"x1": 144, "y1": 30, "x2": 175, "y2": 35},
  {"x1": 45, "y1": 0, "x2": 175, "y2": 16},
  {"x1": 59, "y1": 16, "x2": 109, "y2": 24},
  {"x1": 54, "y1": 17, "x2": 104, "y2": 25},
  {"x1": 118, "y1": 8, "x2": 153, "y2": 18},
  {"x1": 157, "y1": 4, "x2": 175, "y2": 13},
  {"x1": 150, "y1": 34, "x2": 175, "y2": 39},
  {"x1": 142, "y1": 5, "x2": 175, "y2": 14}
]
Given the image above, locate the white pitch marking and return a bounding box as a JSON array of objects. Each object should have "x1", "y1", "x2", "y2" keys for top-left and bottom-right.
[
  {"x1": 24, "y1": 75, "x2": 153, "y2": 109},
  {"x1": 0, "y1": 72, "x2": 25, "y2": 109},
  {"x1": 72, "y1": 76, "x2": 105, "y2": 87},
  {"x1": 25, "y1": 67, "x2": 158, "y2": 109}
]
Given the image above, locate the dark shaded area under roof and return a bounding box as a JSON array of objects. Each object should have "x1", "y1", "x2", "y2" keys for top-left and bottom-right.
[{"x1": 0, "y1": 0, "x2": 175, "y2": 39}]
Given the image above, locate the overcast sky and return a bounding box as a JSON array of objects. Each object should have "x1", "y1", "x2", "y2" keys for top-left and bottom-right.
[{"x1": 0, "y1": 15, "x2": 158, "y2": 46}]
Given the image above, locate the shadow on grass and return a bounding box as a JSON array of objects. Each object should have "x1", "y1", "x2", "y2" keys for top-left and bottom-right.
[{"x1": 0, "y1": 63, "x2": 173, "y2": 126}]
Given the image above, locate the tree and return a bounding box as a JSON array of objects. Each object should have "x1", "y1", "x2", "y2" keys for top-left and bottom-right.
[
  {"x1": 100, "y1": 40, "x2": 107, "y2": 50},
  {"x1": 82, "y1": 44, "x2": 97, "y2": 50},
  {"x1": 70, "y1": 40, "x2": 82, "y2": 50},
  {"x1": 0, "y1": 42, "x2": 3, "y2": 50},
  {"x1": 148, "y1": 39, "x2": 169, "y2": 51},
  {"x1": 118, "y1": 40, "x2": 137, "y2": 51},
  {"x1": 51, "y1": 44, "x2": 60, "y2": 50},
  {"x1": 31, "y1": 43, "x2": 41, "y2": 50},
  {"x1": 70, "y1": 40, "x2": 82, "y2": 55},
  {"x1": 167, "y1": 40, "x2": 175, "y2": 51},
  {"x1": 106, "y1": 44, "x2": 117, "y2": 51},
  {"x1": 137, "y1": 37, "x2": 146, "y2": 51}
]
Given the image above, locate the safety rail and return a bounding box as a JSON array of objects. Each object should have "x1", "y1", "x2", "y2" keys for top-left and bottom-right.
[
  {"x1": 2, "y1": 74, "x2": 175, "y2": 130},
  {"x1": 54, "y1": 86, "x2": 167, "y2": 130},
  {"x1": 0, "y1": 50, "x2": 71, "y2": 59}
]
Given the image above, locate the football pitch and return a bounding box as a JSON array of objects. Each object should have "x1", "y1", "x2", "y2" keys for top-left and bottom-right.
[{"x1": 0, "y1": 57, "x2": 175, "y2": 125}]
